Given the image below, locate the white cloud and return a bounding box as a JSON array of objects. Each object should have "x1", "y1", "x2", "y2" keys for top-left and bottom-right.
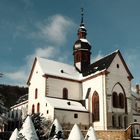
[
  {"x1": 37, "y1": 15, "x2": 75, "y2": 45},
  {"x1": 91, "y1": 51, "x2": 104, "y2": 63},
  {"x1": 5, "y1": 69, "x2": 27, "y2": 86},
  {"x1": 26, "y1": 46, "x2": 59, "y2": 65},
  {"x1": 4, "y1": 14, "x2": 75, "y2": 86}
]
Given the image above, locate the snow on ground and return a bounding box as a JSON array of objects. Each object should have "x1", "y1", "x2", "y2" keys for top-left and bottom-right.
[
  {"x1": 18, "y1": 116, "x2": 39, "y2": 140},
  {"x1": 84, "y1": 126, "x2": 98, "y2": 140},
  {"x1": 68, "y1": 124, "x2": 84, "y2": 140},
  {"x1": 9, "y1": 128, "x2": 18, "y2": 140}
]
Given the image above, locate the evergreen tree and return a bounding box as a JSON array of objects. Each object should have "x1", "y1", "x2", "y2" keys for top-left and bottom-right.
[
  {"x1": 31, "y1": 113, "x2": 52, "y2": 139},
  {"x1": 49, "y1": 119, "x2": 64, "y2": 140}
]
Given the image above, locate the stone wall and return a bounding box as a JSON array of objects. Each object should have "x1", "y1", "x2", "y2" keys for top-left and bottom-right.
[{"x1": 96, "y1": 126, "x2": 132, "y2": 140}]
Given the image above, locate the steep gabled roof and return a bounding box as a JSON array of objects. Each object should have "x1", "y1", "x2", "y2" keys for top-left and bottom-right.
[
  {"x1": 83, "y1": 50, "x2": 133, "y2": 80},
  {"x1": 27, "y1": 50, "x2": 133, "y2": 85},
  {"x1": 83, "y1": 50, "x2": 117, "y2": 76},
  {"x1": 27, "y1": 57, "x2": 83, "y2": 85}
]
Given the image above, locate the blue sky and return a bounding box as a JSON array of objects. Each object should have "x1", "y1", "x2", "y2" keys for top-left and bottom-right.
[{"x1": 0, "y1": 0, "x2": 140, "y2": 86}]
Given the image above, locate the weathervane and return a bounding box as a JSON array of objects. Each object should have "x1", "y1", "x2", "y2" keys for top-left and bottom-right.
[{"x1": 81, "y1": 7, "x2": 84, "y2": 25}]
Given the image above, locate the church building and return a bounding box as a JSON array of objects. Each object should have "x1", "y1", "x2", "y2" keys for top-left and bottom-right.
[
  {"x1": 25, "y1": 10, "x2": 133, "y2": 131},
  {"x1": 10, "y1": 10, "x2": 134, "y2": 132}
]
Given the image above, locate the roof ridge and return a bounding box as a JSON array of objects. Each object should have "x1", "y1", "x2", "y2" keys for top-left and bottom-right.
[{"x1": 93, "y1": 49, "x2": 119, "y2": 63}]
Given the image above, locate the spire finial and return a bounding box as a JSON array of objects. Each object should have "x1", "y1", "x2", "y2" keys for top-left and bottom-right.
[{"x1": 81, "y1": 8, "x2": 84, "y2": 25}]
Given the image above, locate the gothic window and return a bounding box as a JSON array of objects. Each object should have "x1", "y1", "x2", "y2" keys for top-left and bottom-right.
[
  {"x1": 112, "y1": 92, "x2": 118, "y2": 108},
  {"x1": 119, "y1": 93, "x2": 124, "y2": 108},
  {"x1": 32, "y1": 104, "x2": 35, "y2": 114},
  {"x1": 37, "y1": 103, "x2": 40, "y2": 113},
  {"x1": 35, "y1": 88, "x2": 38, "y2": 99},
  {"x1": 92, "y1": 91, "x2": 99, "y2": 122},
  {"x1": 63, "y1": 88, "x2": 68, "y2": 99}
]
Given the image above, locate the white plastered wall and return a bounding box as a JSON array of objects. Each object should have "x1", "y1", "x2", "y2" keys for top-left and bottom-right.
[
  {"x1": 28, "y1": 60, "x2": 46, "y2": 115},
  {"x1": 82, "y1": 74, "x2": 107, "y2": 130}
]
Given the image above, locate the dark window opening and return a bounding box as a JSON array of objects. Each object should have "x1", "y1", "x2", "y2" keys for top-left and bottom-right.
[
  {"x1": 32, "y1": 104, "x2": 35, "y2": 114},
  {"x1": 35, "y1": 88, "x2": 38, "y2": 99},
  {"x1": 74, "y1": 113, "x2": 78, "y2": 118},
  {"x1": 112, "y1": 92, "x2": 118, "y2": 108},
  {"x1": 119, "y1": 93, "x2": 124, "y2": 108},
  {"x1": 63, "y1": 88, "x2": 68, "y2": 99},
  {"x1": 92, "y1": 91, "x2": 99, "y2": 122},
  {"x1": 37, "y1": 103, "x2": 40, "y2": 113}
]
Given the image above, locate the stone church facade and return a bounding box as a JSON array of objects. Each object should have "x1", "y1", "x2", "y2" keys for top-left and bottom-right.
[{"x1": 9, "y1": 11, "x2": 140, "y2": 139}]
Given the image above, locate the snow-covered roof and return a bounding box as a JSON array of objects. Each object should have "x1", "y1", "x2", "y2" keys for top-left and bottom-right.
[
  {"x1": 28, "y1": 49, "x2": 133, "y2": 83},
  {"x1": 68, "y1": 124, "x2": 84, "y2": 140},
  {"x1": 80, "y1": 38, "x2": 90, "y2": 44},
  {"x1": 19, "y1": 116, "x2": 39, "y2": 140},
  {"x1": 9, "y1": 128, "x2": 18, "y2": 140},
  {"x1": 46, "y1": 97, "x2": 88, "y2": 112},
  {"x1": 37, "y1": 57, "x2": 106, "y2": 81},
  {"x1": 38, "y1": 57, "x2": 82, "y2": 80}
]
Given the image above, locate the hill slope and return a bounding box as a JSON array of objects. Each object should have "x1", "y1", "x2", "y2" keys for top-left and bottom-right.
[{"x1": 0, "y1": 84, "x2": 28, "y2": 108}]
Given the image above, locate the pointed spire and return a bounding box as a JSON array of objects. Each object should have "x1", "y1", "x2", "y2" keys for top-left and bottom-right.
[{"x1": 78, "y1": 8, "x2": 87, "y2": 39}]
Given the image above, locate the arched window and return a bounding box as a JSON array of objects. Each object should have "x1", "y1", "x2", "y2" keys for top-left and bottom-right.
[
  {"x1": 112, "y1": 92, "x2": 118, "y2": 108},
  {"x1": 92, "y1": 91, "x2": 99, "y2": 122},
  {"x1": 63, "y1": 88, "x2": 68, "y2": 99},
  {"x1": 119, "y1": 93, "x2": 124, "y2": 108},
  {"x1": 37, "y1": 103, "x2": 40, "y2": 113},
  {"x1": 35, "y1": 88, "x2": 38, "y2": 99},
  {"x1": 32, "y1": 104, "x2": 35, "y2": 114}
]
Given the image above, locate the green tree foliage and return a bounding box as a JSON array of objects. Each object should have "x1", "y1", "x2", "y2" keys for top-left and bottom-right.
[
  {"x1": 31, "y1": 113, "x2": 52, "y2": 140},
  {"x1": 0, "y1": 84, "x2": 28, "y2": 108}
]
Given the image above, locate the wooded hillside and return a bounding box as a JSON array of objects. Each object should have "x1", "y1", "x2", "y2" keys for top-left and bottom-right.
[{"x1": 0, "y1": 84, "x2": 28, "y2": 108}]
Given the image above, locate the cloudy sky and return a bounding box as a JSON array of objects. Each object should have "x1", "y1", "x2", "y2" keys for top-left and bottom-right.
[{"x1": 0, "y1": 0, "x2": 140, "y2": 86}]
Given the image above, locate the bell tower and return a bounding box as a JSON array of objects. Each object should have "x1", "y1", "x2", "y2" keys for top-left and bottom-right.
[{"x1": 73, "y1": 8, "x2": 91, "y2": 73}]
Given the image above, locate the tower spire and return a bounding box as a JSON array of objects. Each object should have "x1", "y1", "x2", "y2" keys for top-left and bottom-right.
[
  {"x1": 73, "y1": 8, "x2": 91, "y2": 73},
  {"x1": 78, "y1": 8, "x2": 87, "y2": 39},
  {"x1": 81, "y1": 8, "x2": 84, "y2": 25}
]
